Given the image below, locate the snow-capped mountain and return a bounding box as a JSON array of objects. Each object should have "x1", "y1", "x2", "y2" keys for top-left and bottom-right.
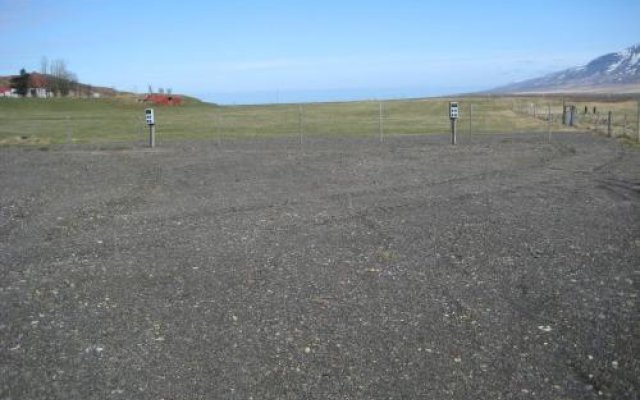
[{"x1": 492, "y1": 43, "x2": 640, "y2": 93}]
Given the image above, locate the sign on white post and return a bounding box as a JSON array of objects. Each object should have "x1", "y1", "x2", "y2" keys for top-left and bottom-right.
[
  {"x1": 449, "y1": 101, "x2": 458, "y2": 145},
  {"x1": 145, "y1": 108, "x2": 155, "y2": 125},
  {"x1": 449, "y1": 102, "x2": 459, "y2": 119},
  {"x1": 145, "y1": 108, "x2": 156, "y2": 148}
]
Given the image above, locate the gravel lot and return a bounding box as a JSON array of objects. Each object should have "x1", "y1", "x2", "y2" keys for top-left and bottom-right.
[{"x1": 1, "y1": 132, "x2": 639, "y2": 399}]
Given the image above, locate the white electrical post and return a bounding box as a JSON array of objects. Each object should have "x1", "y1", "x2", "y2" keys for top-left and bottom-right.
[
  {"x1": 449, "y1": 101, "x2": 459, "y2": 145},
  {"x1": 145, "y1": 108, "x2": 155, "y2": 148}
]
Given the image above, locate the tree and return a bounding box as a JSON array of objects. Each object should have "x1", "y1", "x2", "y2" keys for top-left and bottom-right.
[
  {"x1": 40, "y1": 56, "x2": 51, "y2": 94},
  {"x1": 40, "y1": 56, "x2": 48, "y2": 75},
  {"x1": 10, "y1": 68, "x2": 29, "y2": 97},
  {"x1": 49, "y1": 59, "x2": 76, "y2": 96}
]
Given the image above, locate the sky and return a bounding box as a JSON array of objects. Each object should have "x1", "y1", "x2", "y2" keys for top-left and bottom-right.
[{"x1": 1, "y1": 0, "x2": 639, "y2": 104}]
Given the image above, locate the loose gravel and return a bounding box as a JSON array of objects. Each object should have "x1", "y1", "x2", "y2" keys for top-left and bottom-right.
[{"x1": 1, "y1": 133, "x2": 639, "y2": 399}]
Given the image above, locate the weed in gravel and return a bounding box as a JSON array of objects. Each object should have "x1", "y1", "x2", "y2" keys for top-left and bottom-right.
[
  {"x1": 376, "y1": 248, "x2": 396, "y2": 263},
  {"x1": 618, "y1": 136, "x2": 640, "y2": 150}
]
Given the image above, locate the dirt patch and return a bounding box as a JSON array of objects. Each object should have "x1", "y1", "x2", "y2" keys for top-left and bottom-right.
[{"x1": 0, "y1": 135, "x2": 51, "y2": 146}]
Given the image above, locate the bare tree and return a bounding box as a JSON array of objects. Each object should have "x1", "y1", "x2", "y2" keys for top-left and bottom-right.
[
  {"x1": 39, "y1": 57, "x2": 51, "y2": 95},
  {"x1": 50, "y1": 59, "x2": 64, "y2": 95},
  {"x1": 49, "y1": 59, "x2": 76, "y2": 96},
  {"x1": 40, "y1": 56, "x2": 48, "y2": 75}
]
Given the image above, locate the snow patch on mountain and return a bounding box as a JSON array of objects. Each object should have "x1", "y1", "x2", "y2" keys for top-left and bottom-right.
[{"x1": 491, "y1": 43, "x2": 640, "y2": 93}]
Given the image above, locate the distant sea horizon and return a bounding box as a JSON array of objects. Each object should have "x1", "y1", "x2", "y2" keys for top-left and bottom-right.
[{"x1": 195, "y1": 85, "x2": 489, "y2": 105}]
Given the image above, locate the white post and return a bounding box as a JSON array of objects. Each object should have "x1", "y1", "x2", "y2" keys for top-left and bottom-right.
[
  {"x1": 149, "y1": 125, "x2": 155, "y2": 148},
  {"x1": 451, "y1": 118, "x2": 457, "y2": 145}
]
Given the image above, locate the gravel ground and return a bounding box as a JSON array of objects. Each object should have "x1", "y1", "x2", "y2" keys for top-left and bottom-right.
[{"x1": 1, "y1": 132, "x2": 639, "y2": 399}]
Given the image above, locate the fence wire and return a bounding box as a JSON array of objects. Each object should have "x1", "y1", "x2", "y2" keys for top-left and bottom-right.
[{"x1": 1, "y1": 98, "x2": 638, "y2": 148}]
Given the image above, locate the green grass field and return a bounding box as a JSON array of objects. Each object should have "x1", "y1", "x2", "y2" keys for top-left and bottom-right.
[{"x1": 0, "y1": 95, "x2": 638, "y2": 146}]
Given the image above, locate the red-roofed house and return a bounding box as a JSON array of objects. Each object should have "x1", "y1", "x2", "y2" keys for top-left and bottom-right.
[
  {"x1": 27, "y1": 73, "x2": 49, "y2": 98},
  {"x1": 0, "y1": 86, "x2": 15, "y2": 97}
]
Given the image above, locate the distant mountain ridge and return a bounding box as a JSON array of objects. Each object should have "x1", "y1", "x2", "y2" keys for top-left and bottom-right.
[{"x1": 492, "y1": 43, "x2": 640, "y2": 93}]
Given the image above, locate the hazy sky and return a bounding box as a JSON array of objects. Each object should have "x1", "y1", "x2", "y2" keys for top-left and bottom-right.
[{"x1": 1, "y1": 0, "x2": 639, "y2": 104}]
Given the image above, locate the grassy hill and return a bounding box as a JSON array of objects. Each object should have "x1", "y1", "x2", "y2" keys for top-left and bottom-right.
[{"x1": 0, "y1": 95, "x2": 637, "y2": 146}]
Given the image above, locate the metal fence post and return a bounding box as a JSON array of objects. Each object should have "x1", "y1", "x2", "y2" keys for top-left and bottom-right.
[
  {"x1": 547, "y1": 104, "x2": 551, "y2": 143},
  {"x1": 139, "y1": 114, "x2": 145, "y2": 142},
  {"x1": 468, "y1": 103, "x2": 472, "y2": 137},
  {"x1": 216, "y1": 111, "x2": 222, "y2": 146},
  {"x1": 379, "y1": 101, "x2": 384, "y2": 143},
  {"x1": 298, "y1": 105, "x2": 303, "y2": 146},
  {"x1": 608, "y1": 111, "x2": 612, "y2": 138},
  {"x1": 637, "y1": 99, "x2": 640, "y2": 142},
  {"x1": 66, "y1": 115, "x2": 72, "y2": 144}
]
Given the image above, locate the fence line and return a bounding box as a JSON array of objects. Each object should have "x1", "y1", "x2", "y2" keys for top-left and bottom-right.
[{"x1": 1, "y1": 98, "x2": 639, "y2": 147}]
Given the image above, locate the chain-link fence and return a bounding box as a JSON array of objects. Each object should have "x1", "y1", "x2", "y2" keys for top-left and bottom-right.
[
  {"x1": 1, "y1": 97, "x2": 638, "y2": 148},
  {"x1": 510, "y1": 97, "x2": 640, "y2": 141}
]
